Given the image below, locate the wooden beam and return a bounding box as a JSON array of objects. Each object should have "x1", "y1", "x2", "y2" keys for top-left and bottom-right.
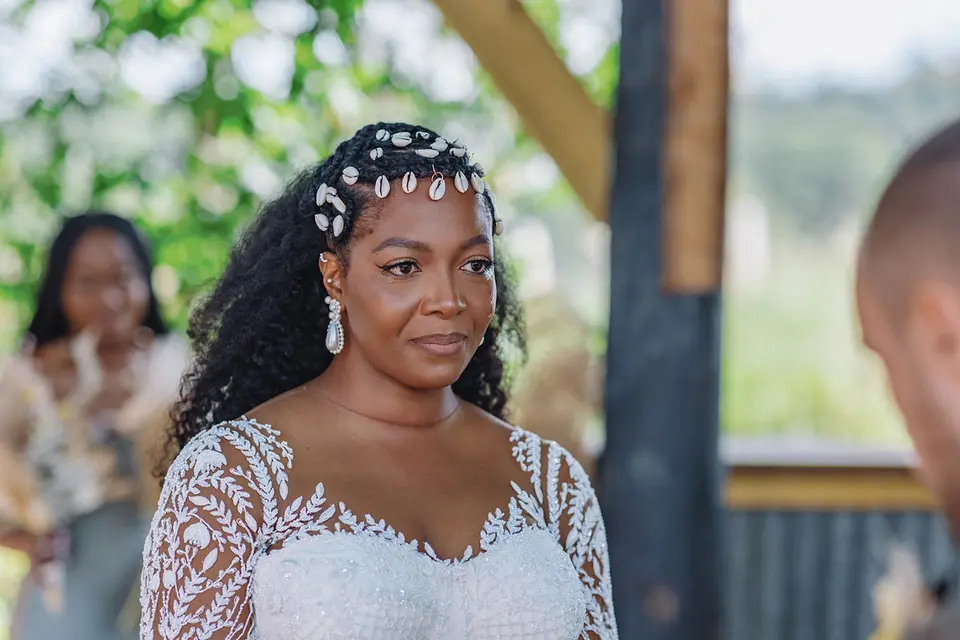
[
  {"x1": 725, "y1": 465, "x2": 938, "y2": 511},
  {"x1": 662, "y1": 0, "x2": 730, "y2": 293},
  {"x1": 600, "y1": 0, "x2": 722, "y2": 636},
  {"x1": 430, "y1": 0, "x2": 611, "y2": 221}
]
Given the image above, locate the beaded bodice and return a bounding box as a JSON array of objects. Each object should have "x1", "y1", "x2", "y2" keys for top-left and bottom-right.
[{"x1": 139, "y1": 417, "x2": 618, "y2": 639}]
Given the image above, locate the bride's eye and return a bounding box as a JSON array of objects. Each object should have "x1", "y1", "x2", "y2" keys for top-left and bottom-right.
[
  {"x1": 380, "y1": 260, "x2": 421, "y2": 278},
  {"x1": 462, "y1": 258, "x2": 493, "y2": 276}
]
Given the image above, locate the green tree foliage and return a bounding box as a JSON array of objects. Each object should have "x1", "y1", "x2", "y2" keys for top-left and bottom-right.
[
  {"x1": 0, "y1": 0, "x2": 618, "y2": 353},
  {"x1": 0, "y1": 1, "x2": 617, "y2": 630},
  {"x1": 730, "y1": 63, "x2": 960, "y2": 237}
]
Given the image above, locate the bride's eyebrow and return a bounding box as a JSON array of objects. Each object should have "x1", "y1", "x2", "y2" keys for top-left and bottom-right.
[
  {"x1": 372, "y1": 237, "x2": 431, "y2": 253},
  {"x1": 460, "y1": 234, "x2": 490, "y2": 250}
]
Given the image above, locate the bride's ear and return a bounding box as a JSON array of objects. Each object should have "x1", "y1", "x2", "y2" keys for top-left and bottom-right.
[{"x1": 319, "y1": 252, "x2": 344, "y2": 299}]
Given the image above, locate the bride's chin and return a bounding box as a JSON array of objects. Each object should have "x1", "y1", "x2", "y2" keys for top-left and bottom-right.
[{"x1": 390, "y1": 361, "x2": 471, "y2": 392}]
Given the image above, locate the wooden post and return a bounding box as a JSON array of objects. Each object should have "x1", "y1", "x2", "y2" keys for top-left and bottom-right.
[
  {"x1": 430, "y1": 0, "x2": 611, "y2": 221},
  {"x1": 662, "y1": 0, "x2": 729, "y2": 293},
  {"x1": 599, "y1": 0, "x2": 724, "y2": 637}
]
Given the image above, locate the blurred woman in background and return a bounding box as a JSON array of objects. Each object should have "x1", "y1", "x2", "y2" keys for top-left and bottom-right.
[{"x1": 0, "y1": 212, "x2": 187, "y2": 639}]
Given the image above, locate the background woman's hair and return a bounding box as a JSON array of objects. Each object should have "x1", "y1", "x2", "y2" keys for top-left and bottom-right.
[
  {"x1": 166, "y1": 122, "x2": 526, "y2": 461},
  {"x1": 26, "y1": 211, "x2": 168, "y2": 347}
]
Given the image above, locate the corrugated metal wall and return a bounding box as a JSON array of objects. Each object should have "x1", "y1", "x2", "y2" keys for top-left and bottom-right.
[{"x1": 724, "y1": 510, "x2": 954, "y2": 640}]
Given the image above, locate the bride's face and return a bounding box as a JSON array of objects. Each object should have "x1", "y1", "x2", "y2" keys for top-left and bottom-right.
[{"x1": 322, "y1": 183, "x2": 497, "y2": 390}]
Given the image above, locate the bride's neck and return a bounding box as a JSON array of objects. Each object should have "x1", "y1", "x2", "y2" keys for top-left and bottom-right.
[{"x1": 315, "y1": 352, "x2": 459, "y2": 428}]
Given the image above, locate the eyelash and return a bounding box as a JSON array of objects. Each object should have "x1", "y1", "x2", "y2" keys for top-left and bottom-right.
[{"x1": 379, "y1": 258, "x2": 494, "y2": 279}]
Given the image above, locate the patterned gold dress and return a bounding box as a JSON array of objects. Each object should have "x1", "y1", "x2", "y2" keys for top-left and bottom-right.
[{"x1": 0, "y1": 335, "x2": 186, "y2": 640}]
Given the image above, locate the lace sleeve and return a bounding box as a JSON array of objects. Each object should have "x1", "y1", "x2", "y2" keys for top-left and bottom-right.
[
  {"x1": 140, "y1": 424, "x2": 282, "y2": 640},
  {"x1": 550, "y1": 445, "x2": 619, "y2": 639}
]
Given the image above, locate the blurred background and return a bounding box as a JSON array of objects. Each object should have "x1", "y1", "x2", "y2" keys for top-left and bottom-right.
[{"x1": 1, "y1": 0, "x2": 959, "y2": 636}]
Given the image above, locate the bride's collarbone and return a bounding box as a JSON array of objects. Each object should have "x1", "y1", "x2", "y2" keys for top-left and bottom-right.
[{"x1": 276, "y1": 445, "x2": 529, "y2": 558}]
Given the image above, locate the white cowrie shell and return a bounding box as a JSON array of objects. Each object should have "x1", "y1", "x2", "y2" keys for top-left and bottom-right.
[
  {"x1": 402, "y1": 172, "x2": 417, "y2": 194},
  {"x1": 332, "y1": 215, "x2": 345, "y2": 237},
  {"x1": 376, "y1": 129, "x2": 390, "y2": 141},
  {"x1": 430, "y1": 138, "x2": 448, "y2": 152},
  {"x1": 450, "y1": 147, "x2": 466, "y2": 158},
  {"x1": 454, "y1": 171, "x2": 469, "y2": 194},
  {"x1": 470, "y1": 173, "x2": 485, "y2": 193},
  {"x1": 375, "y1": 175, "x2": 391, "y2": 198},
  {"x1": 369, "y1": 147, "x2": 383, "y2": 161},
  {"x1": 415, "y1": 148, "x2": 439, "y2": 158},
  {"x1": 341, "y1": 166, "x2": 359, "y2": 185},
  {"x1": 493, "y1": 218, "x2": 504, "y2": 236},
  {"x1": 315, "y1": 183, "x2": 328, "y2": 206},
  {"x1": 391, "y1": 131, "x2": 412, "y2": 147},
  {"x1": 416, "y1": 131, "x2": 430, "y2": 139},
  {"x1": 330, "y1": 195, "x2": 347, "y2": 213},
  {"x1": 314, "y1": 214, "x2": 329, "y2": 231},
  {"x1": 429, "y1": 176, "x2": 446, "y2": 201}
]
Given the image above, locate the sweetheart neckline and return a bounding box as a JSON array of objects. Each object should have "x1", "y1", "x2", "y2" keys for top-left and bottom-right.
[
  {"x1": 239, "y1": 415, "x2": 545, "y2": 566},
  {"x1": 262, "y1": 525, "x2": 555, "y2": 570}
]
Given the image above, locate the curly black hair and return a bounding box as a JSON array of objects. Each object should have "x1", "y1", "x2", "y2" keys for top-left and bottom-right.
[{"x1": 166, "y1": 122, "x2": 526, "y2": 458}]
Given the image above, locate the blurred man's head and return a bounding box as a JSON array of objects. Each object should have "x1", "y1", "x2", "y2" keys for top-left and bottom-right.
[{"x1": 857, "y1": 118, "x2": 960, "y2": 535}]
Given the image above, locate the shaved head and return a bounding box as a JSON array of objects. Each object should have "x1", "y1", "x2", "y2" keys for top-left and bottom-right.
[
  {"x1": 856, "y1": 117, "x2": 960, "y2": 538},
  {"x1": 860, "y1": 119, "x2": 960, "y2": 321}
]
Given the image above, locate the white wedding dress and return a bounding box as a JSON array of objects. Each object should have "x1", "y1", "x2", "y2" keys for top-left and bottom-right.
[{"x1": 139, "y1": 417, "x2": 618, "y2": 639}]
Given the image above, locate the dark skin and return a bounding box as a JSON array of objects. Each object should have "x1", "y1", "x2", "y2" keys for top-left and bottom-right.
[
  {"x1": 249, "y1": 183, "x2": 530, "y2": 559},
  {"x1": 2, "y1": 228, "x2": 151, "y2": 560},
  {"x1": 34, "y1": 228, "x2": 152, "y2": 408}
]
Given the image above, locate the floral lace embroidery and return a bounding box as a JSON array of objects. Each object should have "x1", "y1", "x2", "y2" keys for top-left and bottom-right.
[{"x1": 140, "y1": 417, "x2": 617, "y2": 639}]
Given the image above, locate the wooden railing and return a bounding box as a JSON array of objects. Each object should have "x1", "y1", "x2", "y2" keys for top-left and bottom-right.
[
  {"x1": 720, "y1": 437, "x2": 948, "y2": 640},
  {"x1": 722, "y1": 437, "x2": 937, "y2": 511}
]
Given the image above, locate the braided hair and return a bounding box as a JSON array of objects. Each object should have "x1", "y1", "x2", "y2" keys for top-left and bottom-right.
[{"x1": 166, "y1": 123, "x2": 526, "y2": 457}]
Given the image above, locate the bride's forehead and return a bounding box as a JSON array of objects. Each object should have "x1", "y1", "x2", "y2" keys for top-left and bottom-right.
[{"x1": 364, "y1": 191, "x2": 487, "y2": 237}]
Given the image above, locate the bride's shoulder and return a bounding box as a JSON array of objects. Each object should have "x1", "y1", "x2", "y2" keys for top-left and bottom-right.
[
  {"x1": 466, "y1": 406, "x2": 591, "y2": 482},
  {"x1": 168, "y1": 416, "x2": 293, "y2": 483}
]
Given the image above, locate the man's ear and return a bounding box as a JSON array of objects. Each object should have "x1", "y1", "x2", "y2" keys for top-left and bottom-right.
[{"x1": 909, "y1": 281, "x2": 960, "y2": 376}]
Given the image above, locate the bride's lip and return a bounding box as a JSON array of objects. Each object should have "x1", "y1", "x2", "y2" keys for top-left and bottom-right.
[{"x1": 411, "y1": 333, "x2": 468, "y2": 356}]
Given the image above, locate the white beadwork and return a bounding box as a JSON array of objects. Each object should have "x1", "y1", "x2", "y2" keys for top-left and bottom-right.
[{"x1": 140, "y1": 420, "x2": 618, "y2": 640}]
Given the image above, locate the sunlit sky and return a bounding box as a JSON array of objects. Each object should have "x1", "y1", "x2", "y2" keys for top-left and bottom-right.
[
  {"x1": 732, "y1": 0, "x2": 960, "y2": 88},
  {"x1": 2, "y1": 0, "x2": 960, "y2": 116}
]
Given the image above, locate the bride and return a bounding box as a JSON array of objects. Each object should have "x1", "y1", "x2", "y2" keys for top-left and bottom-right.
[{"x1": 139, "y1": 123, "x2": 618, "y2": 639}]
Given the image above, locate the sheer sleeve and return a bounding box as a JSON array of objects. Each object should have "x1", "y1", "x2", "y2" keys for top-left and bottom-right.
[
  {"x1": 549, "y1": 444, "x2": 619, "y2": 639},
  {"x1": 140, "y1": 423, "x2": 283, "y2": 640}
]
